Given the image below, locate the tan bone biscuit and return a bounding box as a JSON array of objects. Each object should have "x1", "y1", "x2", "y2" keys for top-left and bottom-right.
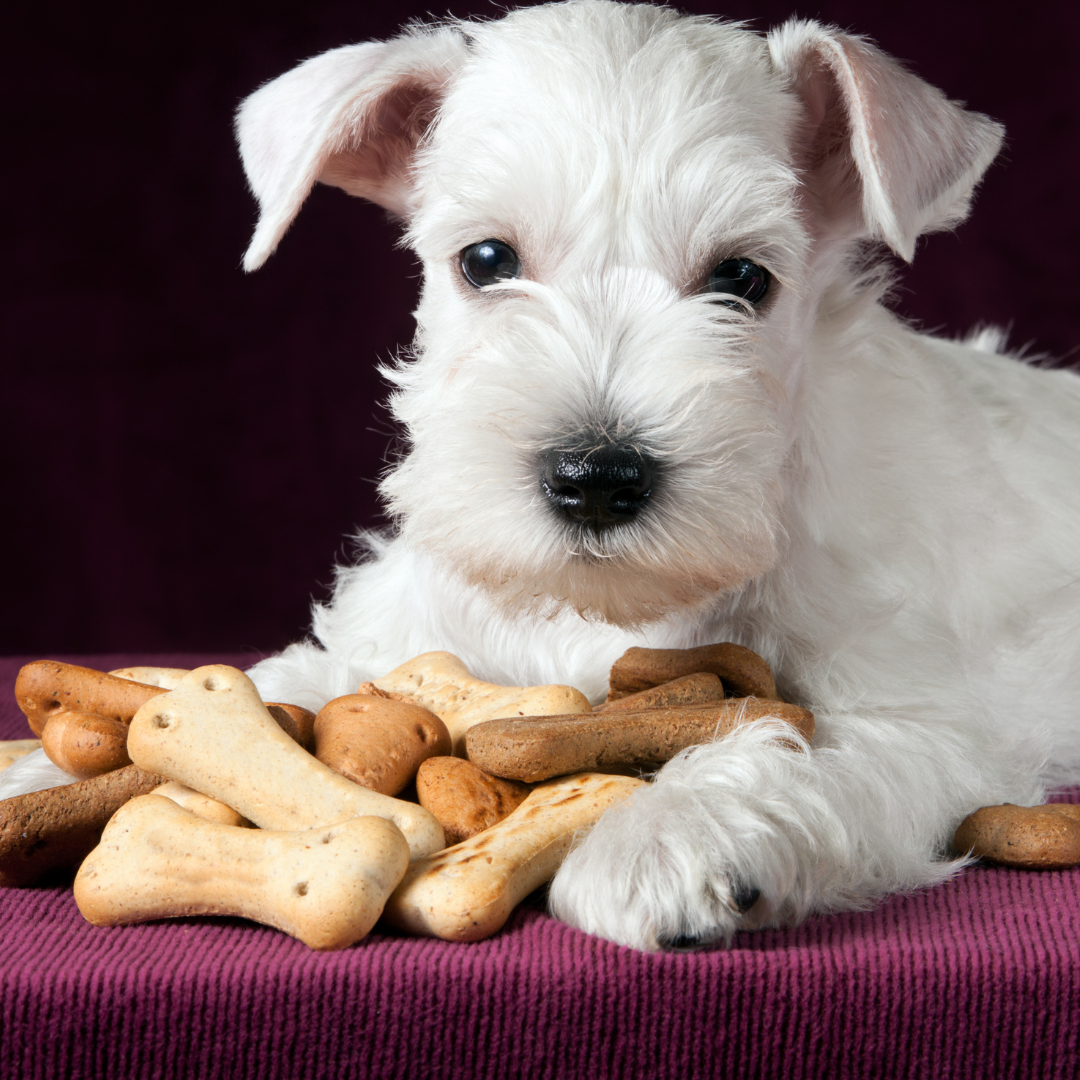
[
  {"x1": 126, "y1": 665, "x2": 445, "y2": 859},
  {"x1": 0, "y1": 764, "x2": 166, "y2": 886},
  {"x1": 954, "y1": 803, "x2": 1080, "y2": 869},
  {"x1": 0, "y1": 739, "x2": 43, "y2": 773},
  {"x1": 372, "y1": 652, "x2": 592, "y2": 755},
  {"x1": 74, "y1": 795, "x2": 410, "y2": 950},
  {"x1": 595, "y1": 672, "x2": 726, "y2": 712},
  {"x1": 151, "y1": 781, "x2": 250, "y2": 827},
  {"x1": 40, "y1": 700, "x2": 312, "y2": 780},
  {"x1": 415, "y1": 756, "x2": 532, "y2": 845},
  {"x1": 385, "y1": 772, "x2": 644, "y2": 941},
  {"x1": 466, "y1": 699, "x2": 816, "y2": 783},
  {"x1": 606, "y1": 643, "x2": 778, "y2": 702},
  {"x1": 314, "y1": 695, "x2": 451, "y2": 795},
  {"x1": 110, "y1": 666, "x2": 191, "y2": 690}
]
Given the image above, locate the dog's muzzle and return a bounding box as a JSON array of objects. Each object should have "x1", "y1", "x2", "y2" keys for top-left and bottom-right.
[{"x1": 539, "y1": 443, "x2": 655, "y2": 530}]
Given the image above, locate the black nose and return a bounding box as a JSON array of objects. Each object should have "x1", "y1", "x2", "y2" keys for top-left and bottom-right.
[{"x1": 539, "y1": 444, "x2": 655, "y2": 528}]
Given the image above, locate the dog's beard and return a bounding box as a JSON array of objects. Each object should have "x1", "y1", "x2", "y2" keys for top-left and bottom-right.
[
  {"x1": 461, "y1": 509, "x2": 782, "y2": 627},
  {"x1": 381, "y1": 388, "x2": 786, "y2": 627}
]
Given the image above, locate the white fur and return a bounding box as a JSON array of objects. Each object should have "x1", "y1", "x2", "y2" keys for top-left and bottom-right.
[{"x1": 8, "y1": 2, "x2": 1075, "y2": 952}]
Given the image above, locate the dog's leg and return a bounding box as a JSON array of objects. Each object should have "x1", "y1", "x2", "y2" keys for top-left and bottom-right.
[{"x1": 549, "y1": 709, "x2": 1046, "y2": 950}]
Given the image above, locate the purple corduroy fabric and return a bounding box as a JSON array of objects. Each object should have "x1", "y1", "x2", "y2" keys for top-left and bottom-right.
[{"x1": 1, "y1": 656, "x2": 1079, "y2": 1079}]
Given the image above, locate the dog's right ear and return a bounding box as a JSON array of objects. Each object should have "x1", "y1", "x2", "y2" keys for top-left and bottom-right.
[{"x1": 236, "y1": 28, "x2": 468, "y2": 271}]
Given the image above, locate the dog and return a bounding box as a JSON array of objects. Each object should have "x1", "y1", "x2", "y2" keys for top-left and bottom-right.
[
  {"x1": 234, "y1": 0, "x2": 1080, "y2": 950},
  {"x1": 8, "y1": 0, "x2": 1077, "y2": 951},
  {"x1": 224, "y1": 0, "x2": 1080, "y2": 951}
]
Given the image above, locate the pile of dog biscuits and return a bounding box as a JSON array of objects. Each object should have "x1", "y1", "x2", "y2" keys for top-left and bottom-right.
[
  {"x1": 0, "y1": 643, "x2": 821, "y2": 948},
  {"x1": 2, "y1": 645, "x2": 1073, "y2": 948}
]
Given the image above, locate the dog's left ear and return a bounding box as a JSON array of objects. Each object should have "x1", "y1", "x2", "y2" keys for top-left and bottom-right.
[
  {"x1": 236, "y1": 27, "x2": 468, "y2": 271},
  {"x1": 768, "y1": 21, "x2": 1004, "y2": 261}
]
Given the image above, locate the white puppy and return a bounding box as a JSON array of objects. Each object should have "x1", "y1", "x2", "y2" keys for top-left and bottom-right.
[
  {"x1": 236, "y1": 0, "x2": 1080, "y2": 950},
  {"x1": 15, "y1": 1, "x2": 1078, "y2": 951}
]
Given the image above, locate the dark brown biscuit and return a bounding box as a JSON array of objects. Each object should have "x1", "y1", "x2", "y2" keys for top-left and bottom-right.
[
  {"x1": 606, "y1": 643, "x2": 778, "y2": 702},
  {"x1": 466, "y1": 699, "x2": 815, "y2": 783},
  {"x1": 0, "y1": 765, "x2": 167, "y2": 886},
  {"x1": 595, "y1": 672, "x2": 725, "y2": 712}
]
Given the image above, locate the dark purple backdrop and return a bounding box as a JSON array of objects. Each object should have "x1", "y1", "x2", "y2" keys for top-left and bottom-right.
[{"x1": 3, "y1": 0, "x2": 1078, "y2": 657}]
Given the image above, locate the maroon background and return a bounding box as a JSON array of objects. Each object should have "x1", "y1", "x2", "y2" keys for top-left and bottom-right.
[{"x1": 3, "y1": 0, "x2": 1078, "y2": 657}]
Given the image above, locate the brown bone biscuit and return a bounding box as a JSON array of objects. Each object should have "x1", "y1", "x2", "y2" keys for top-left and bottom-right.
[
  {"x1": 595, "y1": 672, "x2": 725, "y2": 713},
  {"x1": 0, "y1": 764, "x2": 166, "y2": 886},
  {"x1": 415, "y1": 756, "x2": 532, "y2": 845},
  {"x1": 16, "y1": 661, "x2": 165, "y2": 737},
  {"x1": 466, "y1": 699, "x2": 815, "y2": 783},
  {"x1": 953, "y1": 803, "x2": 1080, "y2": 869},
  {"x1": 19, "y1": 661, "x2": 315, "y2": 750},
  {"x1": 265, "y1": 703, "x2": 317, "y2": 752},
  {"x1": 314, "y1": 695, "x2": 451, "y2": 796},
  {"x1": 40, "y1": 711, "x2": 132, "y2": 780},
  {"x1": 606, "y1": 643, "x2": 778, "y2": 702}
]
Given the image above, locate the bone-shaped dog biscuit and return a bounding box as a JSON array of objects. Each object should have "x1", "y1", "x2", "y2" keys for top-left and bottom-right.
[
  {"x1": 606, "y1": 643, "x2": 778, "y2": 702},
  {"x1": 415, "y1": 756, "x2": 532, "y2": 845},
  {"x1": 151, "y1": 781, "x2": 250, "y2": 827},
  {"x1": 466, "y1": 699, "x2": 815, "y2": 783},
  {"x1": 384, "y1": 772, "x2": 644, "y2": 941},
  {"x1": 126, "y1": 665, "x2": 444, "y2": 858},
  {"x1": 0, "y1": 765, "x2": 166, "y2": 886},
  {"x1": 110, "y1": 666, "x2": 191, "y2": 690},
  {"x1": 39, "y1": 711, "x2": 131, "y2": 779},
  {"x1": 113, "y1": 663, "x2": 318, "y2": 749},
  {"x1": 371, "y1": 652, "x2": 592, "y2": 755},
  {"x1": 74, "y1": 795, "x2": 410, "y2": 950},
  {"x1": 16, "y1": 661, "x2": 166, "y2": 737},
  {"x1": 313, "y1": 694, "x2": 451, "y2": 795},
  {"x1": 594, "y1": 672, "x2": 726, "y2": 712}
]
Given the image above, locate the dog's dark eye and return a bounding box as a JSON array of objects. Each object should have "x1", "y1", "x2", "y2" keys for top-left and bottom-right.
[
  {"x1": 707, "y1": 258, "x2": 770, "y2": 307},
  {"x1": 460, "y1": 239, "x2": 521, "y2": 288}
]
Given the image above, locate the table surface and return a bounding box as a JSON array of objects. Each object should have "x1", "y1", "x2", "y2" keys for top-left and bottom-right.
[{"x1": 2, "y1": 654, "x2": 1078, "y2": 1080}]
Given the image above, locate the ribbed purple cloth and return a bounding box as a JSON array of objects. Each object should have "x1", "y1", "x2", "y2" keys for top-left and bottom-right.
[{"x1": 2, "y1": 655, "x2": 1078, "y2": 1079}]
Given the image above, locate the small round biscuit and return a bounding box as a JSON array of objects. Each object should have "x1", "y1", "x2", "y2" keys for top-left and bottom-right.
[
  {"x1": 954, "y1": 803, "x2": 1080, "y2": 869},
  {"x1": 416, "y1": 757, "x2": 532, "y2": 845},
  {"x1": 314, "y1": 695, "x2": 451, "y2": 796}
]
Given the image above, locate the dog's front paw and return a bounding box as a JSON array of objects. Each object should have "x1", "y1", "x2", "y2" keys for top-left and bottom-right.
[
  {"x1": 548, "y1": 777, "x2": 768, "y2": 950},
  {"x1": 548, "y1": 723, "x2": 842, "y2": 951}
]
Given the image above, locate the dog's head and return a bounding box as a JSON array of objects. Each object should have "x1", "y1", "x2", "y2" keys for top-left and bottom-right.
[{"x1": 238, "y1": 1, "x2": 1001, "y2": 626}]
